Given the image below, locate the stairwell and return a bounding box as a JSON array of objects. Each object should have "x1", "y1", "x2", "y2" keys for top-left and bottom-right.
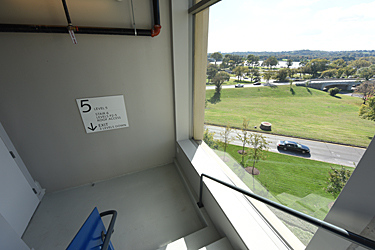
[{"x1": 22, "y1": 163, "x2": 234, "y2": 250}]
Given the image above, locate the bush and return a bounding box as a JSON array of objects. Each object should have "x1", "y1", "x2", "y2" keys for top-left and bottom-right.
[
  {"x1": 325, "y1": 166, "x2": 352, "y2": 198},
  {"x1": 328, "y1": 87, "x2": 341, "y2": 96},
  {"x1": 203, "y1": 128, "x2": 219, "y2": 149}
]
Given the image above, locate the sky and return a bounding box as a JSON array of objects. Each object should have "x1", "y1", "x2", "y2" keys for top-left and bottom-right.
[{"x1": 208, "y1": 0, "x2": 375, "y2": 53}]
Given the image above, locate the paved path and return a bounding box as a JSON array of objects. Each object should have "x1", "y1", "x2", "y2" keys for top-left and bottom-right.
[{"x1": 206, "y1": 125, "x2": 366, "y2": 167}]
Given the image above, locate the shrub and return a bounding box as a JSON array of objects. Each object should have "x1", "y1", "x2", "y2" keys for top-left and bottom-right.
[
  {"x1": 328, "y1": 87, "x2": 340, "y2": 96},
  {"x1": 203, "y1": 128, "x2": 219, "y2": 149},
  {"x1": 325, "y1": 166, "x2": 352, "y2": 198}
]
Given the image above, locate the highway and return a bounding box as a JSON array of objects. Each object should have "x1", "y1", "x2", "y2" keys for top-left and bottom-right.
[{"x1": 206, "y1": 125, "x2": 366, "y2": 167}]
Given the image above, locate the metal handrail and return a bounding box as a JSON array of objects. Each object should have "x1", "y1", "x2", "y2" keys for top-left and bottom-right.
[
  {"x1": 197, "y1": 173, "x2": 375, "y2": 250},
  {"x1": 100, "y1": 210, "x2": 117, "y2": 250}
]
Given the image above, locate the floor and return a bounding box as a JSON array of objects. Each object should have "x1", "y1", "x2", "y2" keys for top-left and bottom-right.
[{"x1": 22, "y1": 163, "x2": 204, "y2": 250}]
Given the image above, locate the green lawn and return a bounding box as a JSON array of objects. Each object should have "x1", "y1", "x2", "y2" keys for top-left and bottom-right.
[
  {"x1": 206, "y1": 78, "x2": 254, "y2": 86},
  {"x1": 205, "y1": 85, "x2": 374, "y2": 147},
  {"x1": 224, "y1": 144, "x2": 354, "y2": 200},
  {"x1": 216, "y1": 144, "x2": 355, "y2": 244}
]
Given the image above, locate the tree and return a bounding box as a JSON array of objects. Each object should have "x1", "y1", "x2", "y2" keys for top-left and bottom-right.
[
  {"x1": 247, "y1": 54, "x2": 259, "y2": 68},
  {"x1": 288, "y1": 68, "x2": 295, "y2": 79},
  {"x1": 233, "y1": 66, "x2": 248, "y2": 82},
  {"x1": 212, "y1": 72, "x2": 230, "y2": 93},
  {"x1": 355, "y1": 80, "x2": 375, "y2": 104},
  {"x1": 247, "y1": 133, "x2": 269, "y2": 190},
  {"x1": 232, "y1": 55, "x2": 243, "y2": 66},
  {"x1": 329, "y1": 59, "x2": 346, "y2": 69},
  {"x1": 249, "y1": 68, "x2": 261, "y2": 82},
  {"x1": 299, "y1": 59, "x2": 308, "y2": 67},
  {"x1": 210, "y1": 52, "x2": 223, "y2": 66},
  {"x1": 349, "y1": 58, "x2": 372, "y2": 70},
  {"x1": 305, "y1": 59, "x2": 329, "y2": 78},
  {"x1": 286, "y1": 59, "x2": 293, "y2": 68},
  {"x1": 222, "y1": 54, "x2": 230, "y2": 68},
  {"x1": 359, "y1": 97, "x2": 375, "y2": 121},
  {"x1": 225, "y1": 54, "x2": 243, "y2": 67},
  {"x1": 337, "y1": 66, "x2": 356, "y2": 78},
  {"x1": 219, "y1": 124, "x2": 233, "y2": 161},
  {"x1": 274, "y1": 68, "x2": 288, "y2": 82},
  {"x1": 325, "y1": 166, "x2": 352, "y2": 198},
  {"x1": 328, "y1": 87, "x2": 340, "y2": 96},
  {"x1": 203, "y1": 128, "x2": 219, "y2": 149},
  {"x1": 236, "y1": 118, "x2": 251, "y2": 166},
  {"x1": 268, "y1": 56, "x2": 278, "y2": 68},
  {"x1": 206, "y1": 64, "x2": 218, "y2": 83},
  {"x1": 357, "y1": 66, "x2": 375, "y2": 80},
  {"x1": 263, "y1": 56, "x2": 278, "y2": 69},
  {"x1": 321, "y1": 69, "x2": 338, "y2": 78},
  {"x1": 263, "y1": 71, "x2": 274, "y2": 84}
]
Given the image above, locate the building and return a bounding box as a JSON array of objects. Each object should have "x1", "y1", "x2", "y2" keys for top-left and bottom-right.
[{"x1": 1, "y1": 0, "x2": 375, "y2": 249}]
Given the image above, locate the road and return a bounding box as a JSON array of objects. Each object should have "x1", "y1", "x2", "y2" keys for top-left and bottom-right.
[{"x1": 206, "y1": 125, "x2": 366, "y2": 167}]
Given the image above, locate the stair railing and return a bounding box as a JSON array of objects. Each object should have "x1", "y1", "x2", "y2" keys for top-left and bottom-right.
[{"x1": 197, "y1": 173, "x2": 375, "y2": 250}]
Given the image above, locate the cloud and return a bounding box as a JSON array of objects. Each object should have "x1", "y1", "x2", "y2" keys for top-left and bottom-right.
[
  {"x1": 278, "y1": 0, "x2": 321, "y2": 7},
  {"x1": 208, "y1": 0, "x2": 375, "y2": 52},
  {"x1": 298, "y1": 29, "x2": 323, "y2": 36}
]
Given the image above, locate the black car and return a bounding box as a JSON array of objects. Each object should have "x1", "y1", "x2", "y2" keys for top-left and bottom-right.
[
  {"x1": 277, "y1": 140, "x2": 310, "y2": 154},
  {"x1": 253, "y1": 82, "x2": 261, "y2": 85}
]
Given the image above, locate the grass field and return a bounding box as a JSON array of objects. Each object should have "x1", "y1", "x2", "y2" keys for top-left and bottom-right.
[
  {"x1": 215, "y1": 144, "x2": 355, "y2": 244},
  {"x1": 205, "y1": 85, "x2": 374, "y2": 147},
  {"x1": 206, "y1": 78, "x2": 254, "y2": 86}
]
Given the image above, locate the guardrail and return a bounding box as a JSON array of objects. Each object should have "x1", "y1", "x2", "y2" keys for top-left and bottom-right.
[{"x1": 197, "y1": 173, "x2": 375, "y2": 250}]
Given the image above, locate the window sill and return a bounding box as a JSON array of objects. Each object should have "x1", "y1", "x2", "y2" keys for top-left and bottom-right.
[{"x1": 177, "y1": 139, "x2": 305, "y2": 250}]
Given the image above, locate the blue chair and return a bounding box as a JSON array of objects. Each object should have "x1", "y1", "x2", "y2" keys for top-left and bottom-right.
[{"x1": 66, "y1": 207, "x2": 117, "y2": 250}]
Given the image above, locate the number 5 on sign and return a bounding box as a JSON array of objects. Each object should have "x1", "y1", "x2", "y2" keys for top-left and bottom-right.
[{"x1": 76, "y1": 95, "x2": 129, "y2": 134}]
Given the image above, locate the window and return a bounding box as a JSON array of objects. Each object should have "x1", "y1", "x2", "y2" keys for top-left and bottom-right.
[{"x1": 202, "y1": 0, "x2": 375, "y2": 246}]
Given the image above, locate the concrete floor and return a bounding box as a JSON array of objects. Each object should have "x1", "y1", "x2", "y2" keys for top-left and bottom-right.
[{"x1": 22, "y1": 163, "x2": 204, "y2": 250}]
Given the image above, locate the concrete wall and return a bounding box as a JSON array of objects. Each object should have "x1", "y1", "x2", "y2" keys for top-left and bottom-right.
[{"x1": 0, "y1": 0, "x2": 176, "y2": 192}]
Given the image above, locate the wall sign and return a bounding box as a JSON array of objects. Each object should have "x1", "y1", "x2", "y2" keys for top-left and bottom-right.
[{"x1": 76, "y1": 95, "x2": 129, "y2": 133}]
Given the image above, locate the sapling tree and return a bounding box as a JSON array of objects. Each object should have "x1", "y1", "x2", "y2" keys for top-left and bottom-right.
[
  {"x1": 236, "y1": 118, "x2": 252, "y2": 166},
  {"x1": 247, "y1": 133, "x2": 269, "y2": 190},
  {"x1": 219, "y1": 124, "x2": 233, "y2": 161}
]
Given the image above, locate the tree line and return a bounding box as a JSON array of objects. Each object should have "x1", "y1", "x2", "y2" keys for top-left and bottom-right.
[
  {"x1": 208, "y1": 52, "x2": 375, "y2": 83},
  {"x1": 212, "y1": 50, "x2": 375, "y2": 62}
]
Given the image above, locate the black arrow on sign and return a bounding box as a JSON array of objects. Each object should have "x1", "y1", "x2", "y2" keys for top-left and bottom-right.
[{"x1": 88, "y1": 123, "x2": 97, "y2": 131}]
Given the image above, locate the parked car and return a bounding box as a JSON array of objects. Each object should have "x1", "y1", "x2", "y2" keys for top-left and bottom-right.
[
  {"x1": 277, "y1": 140, "x2": 310, "y2": 154},
  {"x1": 235, "y1": 84, "x2": 244, "y2": 88},
  {"x1": 253, "y1": 82, "x2": 261, "y2": 85}
]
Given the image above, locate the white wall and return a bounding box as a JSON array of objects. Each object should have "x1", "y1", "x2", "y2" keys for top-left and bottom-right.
[
  {"x1": 0, "y1": 214, "x2": 30, "y2": 250},
  {"x1": 0, "y1": 1, "x2": 176, "y2": 192}
]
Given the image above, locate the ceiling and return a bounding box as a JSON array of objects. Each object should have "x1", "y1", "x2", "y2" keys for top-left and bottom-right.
[{"x1": 0, "y1": 0, "x2": 153, "y2": 29}]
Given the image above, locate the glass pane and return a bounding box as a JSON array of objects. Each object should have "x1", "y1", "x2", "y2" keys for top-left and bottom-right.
[{"x1": 205, "y1": 0, "x2": 374, "y2": 245}]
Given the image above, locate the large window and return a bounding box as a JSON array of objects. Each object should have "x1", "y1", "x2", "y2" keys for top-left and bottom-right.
[{"x1": 203, "y1": 0, "x2": 375, "y2": 246}]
